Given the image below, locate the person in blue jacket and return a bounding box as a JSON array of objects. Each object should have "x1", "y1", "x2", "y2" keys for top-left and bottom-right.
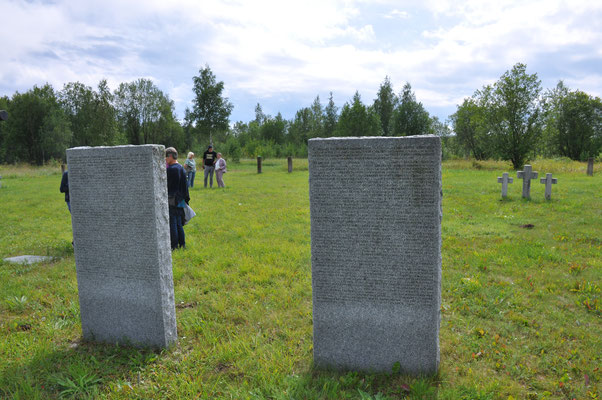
[{"x1": 165, "y1": 147, "x2": 190, "y2": 250}]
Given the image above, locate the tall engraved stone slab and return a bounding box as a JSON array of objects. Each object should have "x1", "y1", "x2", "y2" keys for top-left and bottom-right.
[
  {"x1": 309, "y1": 136, "x2": 441, "y2": 374},
  {"x1": 66, "y1": 145, "x2": 177, "y2": 348}
]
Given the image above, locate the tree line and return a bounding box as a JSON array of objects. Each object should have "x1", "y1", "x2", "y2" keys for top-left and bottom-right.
[
  {"x1": 450, "y1": 63, "x2": 602, "y2": 168},
  {"x1": 0, "y1": 63, "x2": 600, "y2": 168}
]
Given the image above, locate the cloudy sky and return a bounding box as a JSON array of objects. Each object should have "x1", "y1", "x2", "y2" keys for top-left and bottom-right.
[{"x1": 1, "y1": 0, "x2": 601, "y2": 124}]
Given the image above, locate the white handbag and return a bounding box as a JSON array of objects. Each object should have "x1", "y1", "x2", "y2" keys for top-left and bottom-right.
[{"x1": 183, "y1": 204, "x2": 196, "y2": 225}]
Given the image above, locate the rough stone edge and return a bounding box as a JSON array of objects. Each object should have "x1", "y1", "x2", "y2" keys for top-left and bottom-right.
[{"x1": 65, "y1": 144, "x2": 177, "y2": 349}]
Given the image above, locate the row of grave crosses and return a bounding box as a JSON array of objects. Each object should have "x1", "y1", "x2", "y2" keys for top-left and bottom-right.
[{"x1": 497, "y1": 165, "x2": 558, "y2": 200}]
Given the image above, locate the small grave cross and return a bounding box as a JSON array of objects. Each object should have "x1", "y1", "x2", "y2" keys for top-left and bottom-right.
[
  {"x1": 497, "y1": 172, "x2": 513, "y2": 198},
  {"x1": 540, "y1": 173, "x2": 558, "y2": 200},
  {"x1": 517, "y1": 165, "x2": 538, "y2": 199}
]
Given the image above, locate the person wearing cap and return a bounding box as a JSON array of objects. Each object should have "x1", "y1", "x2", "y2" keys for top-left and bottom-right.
[
  {"x1": 202, "y1": 145, "x2": 218, "y2": 188},
  {"x1": 165, "y1": 147, "x2": 190, "y2": 250}
]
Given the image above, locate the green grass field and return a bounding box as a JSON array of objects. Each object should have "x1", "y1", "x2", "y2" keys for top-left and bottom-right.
[{"x1": 0, "y1": 158, "x2": 600, "y2": 399}]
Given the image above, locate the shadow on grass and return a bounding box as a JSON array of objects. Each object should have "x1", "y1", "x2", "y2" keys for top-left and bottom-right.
[
  {"x1": 277, "y1": 365, "x2": 442, "y2": 400},
  {"x1": 279, "y1": 367, "x2": 497, "y2": 399},
  {"x1": 0, "y1": 340, "x2": 163, "y2": 399}
]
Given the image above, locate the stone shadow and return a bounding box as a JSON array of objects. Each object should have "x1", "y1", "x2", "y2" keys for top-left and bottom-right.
[{"x1": 0, "y1": 339, "x2": 165, "y2": 398}]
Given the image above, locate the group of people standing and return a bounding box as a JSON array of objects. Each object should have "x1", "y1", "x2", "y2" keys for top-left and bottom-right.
[
  {"x1": 60, "y1": 145, "x2": 226, "y2": 252},
  {"x1": 182, "y1": 145, "x2": 227, "y2": 189},
  {"x1": 166, "y1": 145, "x2": 227, "y2": 251}
]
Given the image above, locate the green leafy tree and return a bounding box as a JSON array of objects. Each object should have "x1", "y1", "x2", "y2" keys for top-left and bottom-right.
[
  {"x1": 373, "y1": 76, "x2": 397, "y2": 136},
  {"x1": 191, "y1": 65, "x2": 233, "y2": 145},
  {"x1": 490, "y1": 63, "x2": 542, "y2": 169},
  {"x1": 449, "y1": 90, "x2": 495, "y2": 160},
  {"x1": 323, "y1": 92, "x2": 338, "y2": 137},
  {"x1": 391, "y1": 82, "x2": 431, "y2": 136},
  {"x1": 310, "y1": 95, "x2": 324, "y2": 138},
  {"x1": 539, "y1": 81, "x2": 569, "y2": 158},
  {"x1": 59, "y1": 82, "x2": 95, "y2": 146},
  {"x1": 4, "y1": 84, "x2": 71, "y2": 164},
  {"x1": 555, "y1": 89, "x2": 602, "y2": 160},
  {"x1": 114, "y1": 79, "x2": 180, "y2": 146},
  {"x1": 429, "y1": 116, "x2": 455, "y2": 160},
  {"x1": 288, "y1": 107, "x2": 312, "y2": 145},
  {"x1": 221, "y1": 135, "x2": 242, "y2": 162},
  {"x1": 40, "y1": 107, "x2": 72, "y2": 161},
  {"x1": 335, "y1": 91, "x2": 381, "y2": 137},
  {"x1": 429, "y1": 116, "x2": 451, "y2": 137},
  {"x1": 92, "y1": 80, "x2": 119, "y2": 146},
  {"x1": 59, "y1": 80, "x2": 118, "y2": 147},
  {"x1": 114, "y1": 80, "x2": 144, "y2": 145},
  {"x1": 0, "y1": 95, "x2": 9, "y2": 162},
  {"x1": 183, "y1": 107, "x2": 195, "y2": 151},
  {"x1": 287, "y1": 95, "x2": 329, "y2": 146},
  {"x1": 153, "y1": 95, "x2": 185, "y2": 150},
  {"x1": 260, "y1": 112, "x2": 286, "y2": 144},
  {"x1": 254, "y1": 103, "x2": 266, "y2": 125}
]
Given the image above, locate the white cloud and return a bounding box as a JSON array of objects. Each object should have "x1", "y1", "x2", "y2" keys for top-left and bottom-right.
[
  {"x1": 1, "y1": 0, "x2": 601, "y2": 121},
  {"x1": 564, "y1": 75, "x2": 602, "y2": 98},
  {"x1": 384, "y1": 9, "x2": 410, "y2": 19}
]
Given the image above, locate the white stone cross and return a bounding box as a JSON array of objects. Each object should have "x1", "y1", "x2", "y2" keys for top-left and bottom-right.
[
  {"x1": 497, "y1": 172, "x2": 513, "y2": 198},
  {"x1": 540, "y1": 173, "x2": 558, "y2": 200},
  {"x1": 517, "y1": 165, "x2": 538, "y2": 199}
]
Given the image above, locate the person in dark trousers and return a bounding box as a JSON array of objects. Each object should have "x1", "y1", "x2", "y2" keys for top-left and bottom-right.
[
  {"x1": 165, "y1": 147, "x2": 190, "y2": 250},
  {"x1": 202, "y1": 145, "x2": 217, "y2": 188},
  {"x1": 60, "y1": 170, "x2": 74, "y2": 246},
  {"x1": 60, "y1": 170, "x2": 71, "y2": 212},
  {"x1": 184, "y1": 152, "x2": 197, "y2": 188}
]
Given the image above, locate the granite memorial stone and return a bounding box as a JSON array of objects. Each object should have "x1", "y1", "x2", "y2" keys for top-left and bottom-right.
[
  {"x1": 497, "y1": 172, "x2": 513, "y2": 198},
  {"x1": 288, "y1": 156, "x2": 293, "y2": 173},
  {"x1": 517, "y1": 165, "x2": 538, "y2": 199},
  {"x1": 66, "y1": 145, "x2": 177, "y2": 348},
  {"x1": 257, "y1": 156, "x2": 262, "y2": 174},
  {"x1": 540, "y1": 173, "x2": 557, "y2": 200},
  {"x1": 309, "y1": 136, "x2": 442, "y2": 374}
]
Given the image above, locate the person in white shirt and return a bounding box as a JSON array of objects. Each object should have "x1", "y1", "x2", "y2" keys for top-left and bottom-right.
[{"x1": 215, "y1": 153, "x2": 227, "y2": 188}]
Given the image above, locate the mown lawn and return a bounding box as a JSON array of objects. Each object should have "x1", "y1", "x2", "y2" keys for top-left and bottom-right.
[{"x1": 0, "y1": 158, "x2": 600, "y2": 399}]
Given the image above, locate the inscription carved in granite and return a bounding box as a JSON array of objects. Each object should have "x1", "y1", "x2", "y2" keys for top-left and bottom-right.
[
  {"x1": 66, "y1": 145, "x2": 177, "y2": 348},
  {"x1": 309, "y1": 136, "x2": 442, "y2": 374}
]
